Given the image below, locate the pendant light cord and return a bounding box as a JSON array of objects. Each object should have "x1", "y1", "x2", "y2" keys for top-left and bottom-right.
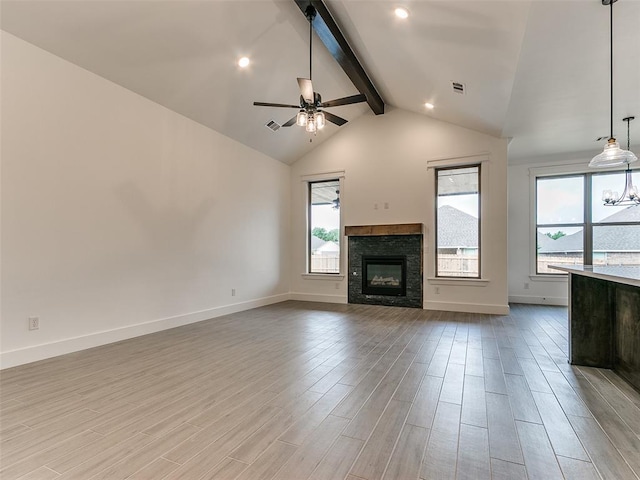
[{"x1": 610, "y1": 0, "x2": 614, "y2": 139}]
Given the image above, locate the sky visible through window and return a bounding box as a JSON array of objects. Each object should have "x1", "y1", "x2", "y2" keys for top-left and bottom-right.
[
  {"x1": 438, "y1": 194, "x2": 478, "y2": 217},
  {"x1": 538, "y1": 171, "x2": 640, "y2": 225},
  {"x1": 311, "y1": 204, "x2": 339, "y2": 231}
]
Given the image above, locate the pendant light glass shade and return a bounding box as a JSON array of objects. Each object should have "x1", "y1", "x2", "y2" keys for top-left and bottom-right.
[
  {"x1": 305, "y1": 116, "x2": 316, "y2": 133},
  {"x1": 589, "y1": 138, "x2": 638, "y2": 168},
  {"x1": 589, "y1": 0, "x2": 637, "y2": 168},
  {"x1": 296, "y1": 111, "x2": 307, "y2": 126}
]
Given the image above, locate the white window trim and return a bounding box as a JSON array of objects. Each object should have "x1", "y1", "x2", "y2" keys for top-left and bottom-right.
[
  {"x1": 301, "y1": 273, "x2": 346, "y2": 280},
  {"x1": 426, "y1": 277, "x2": 490, "y2": 286},
  {"x1": 302, "y1": 171, "x2": 345, "y2": 276},
  {"x1": 529, "y1": 274, "x2": 567, "y2": 282},
  {"x1": 427, "y1": 154, "x2": 489, "y2": 282},
  {"x1": 426, "y1": 152, "x2": 490, "y2": 170},
  {"x1": 301, "y1": 170, "x2": 346, "y2": 183}
]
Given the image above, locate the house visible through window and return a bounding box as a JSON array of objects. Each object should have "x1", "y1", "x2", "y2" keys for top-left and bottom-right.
[
  {"x1": 309, "y1": 180, "x2": 340, "y2": 274},
  {"x1": 436, "y1": 165, "x2": 480, "y2": 278},
  {"x1": 535, "y1": 170, "x2": 640, "y2": 274}
]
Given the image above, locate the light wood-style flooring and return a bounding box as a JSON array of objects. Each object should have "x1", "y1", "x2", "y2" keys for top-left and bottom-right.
[{"x1": 1, "y1": 301, "x2": 640, "y2": 479}]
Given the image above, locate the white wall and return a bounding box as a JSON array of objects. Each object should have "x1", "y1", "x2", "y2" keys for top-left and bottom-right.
[
  {"x1": 290, "y1": 108, "x2": 509, "y2": 314},
  {"x1": 1, "y1": 33, "x2": 291, "y2": 368}
]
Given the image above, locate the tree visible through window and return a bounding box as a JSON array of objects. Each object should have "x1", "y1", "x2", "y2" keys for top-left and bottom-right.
[
  {"x1": 309, "y1": 180, "x2": 340, "y2": 274},
  {"x1": 436, "y1": 165, "x2": 480, "y2": 278}
]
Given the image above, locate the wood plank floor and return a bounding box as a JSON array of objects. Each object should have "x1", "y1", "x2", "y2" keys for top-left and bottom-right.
[{"x1": 2, "y1": 301, "x2": 640, "y2": 480}]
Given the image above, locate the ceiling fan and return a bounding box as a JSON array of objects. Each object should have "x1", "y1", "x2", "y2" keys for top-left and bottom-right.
[{"x1": 253, "y1": 5, "x2": 367, "y2": 133}]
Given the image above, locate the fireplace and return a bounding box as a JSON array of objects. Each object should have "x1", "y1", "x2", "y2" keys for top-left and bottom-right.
[
  {"x1": 345, "y1": 223, "x2": 423, "y2": 308},
  {"x1": 362, "y1": 256, "x2": 406, "y2": 296}
]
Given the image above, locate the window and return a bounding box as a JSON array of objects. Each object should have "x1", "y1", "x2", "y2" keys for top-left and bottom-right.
[
  {"x1": 535, "y1": 176, "x2": 584, "y2": 273},
  {"x1": 435, "y1": 165, "x2": 480, "y2": 278},
  {"x1": 535, "y1": 170, "x2": 640, "y2": 274},
  {"x1": 308, "y1": 179, "x2": 341, "y2": 274}
]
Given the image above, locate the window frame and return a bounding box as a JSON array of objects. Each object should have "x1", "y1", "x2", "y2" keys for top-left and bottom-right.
[
  {"x1": 302, "y1": 171, "x2": 345, "y2": 277},
  {"x1": 434, "y1": 163, "x2": 482, "y2": 279},
  {"x1": 532, "y1": 166, "x2": 640, "y2": 276},
  {"x1": 534, "y1": 173, "x2": 587, "y2": 274}
]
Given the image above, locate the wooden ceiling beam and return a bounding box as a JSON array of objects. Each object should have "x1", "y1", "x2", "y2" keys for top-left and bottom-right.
[{"x1": 294, "y1": 0, "x2": 385, "y2": 115}]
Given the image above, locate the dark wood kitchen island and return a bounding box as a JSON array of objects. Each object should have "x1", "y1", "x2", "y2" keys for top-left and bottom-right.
[{"x1": 551, "y1": 265, "x2": 640, "y2": 391}]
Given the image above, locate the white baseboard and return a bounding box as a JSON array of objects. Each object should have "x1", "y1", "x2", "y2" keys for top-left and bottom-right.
[
  {"x1": 424, "y1": 301, "x2": 510, "y2": 315},
  {"x1": 0, "y1": 293, "x2": 291, "y2": 370},
  {"x1": 289, "y1": 292, "x2": 348, "y2": 304},
  {"x1": 508, "y1": 295, "x2": 568, "y2": 306}
]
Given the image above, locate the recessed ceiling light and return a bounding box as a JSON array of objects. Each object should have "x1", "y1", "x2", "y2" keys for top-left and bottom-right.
[
  {"x1": 425, "y1": 102, "x2": 435, "y2": 110},
  {"x1": 238, "y1": 57, "x2": 250, "y2": 68},
  {"x1": 394, "y1": 7, "x2": 409, "y2": 19}
]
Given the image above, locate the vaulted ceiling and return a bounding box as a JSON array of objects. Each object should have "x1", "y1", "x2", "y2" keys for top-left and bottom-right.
[{"x1": 2, "y1": 1, "x2": 639, "y2": 165}]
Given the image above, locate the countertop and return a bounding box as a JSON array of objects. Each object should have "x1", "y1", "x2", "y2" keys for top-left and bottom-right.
[{"x1": 550, "y1": 265, "x2": 640, "y2": 288}]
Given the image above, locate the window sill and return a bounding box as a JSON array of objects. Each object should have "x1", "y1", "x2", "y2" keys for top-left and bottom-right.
[
  {"x1": 301, "y1": 273, "x2": 345, "y2": 281},
  {"x1": 426, "y1": 277, "x2": 490, "y2": 286},
  {"x1": 529, "y1": 274, "x2": 567, "y2": 282}
]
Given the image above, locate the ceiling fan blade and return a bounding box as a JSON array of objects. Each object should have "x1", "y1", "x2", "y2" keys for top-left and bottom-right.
[
  {"x1": 297, "y1": 78, "x2": 314, "y2": 104},
  {"x1": 253, "y1": 102, "x2": 300, "y2": 108},
  {"x1": 322, "y1": 110, "x2": 348, "y2": 126},
  {"x1": 282, "y1": 116, "x2": 298, "y2": 127},
  {"x1": 320, "y1": 94, "x2": 367, "y2": 108}
]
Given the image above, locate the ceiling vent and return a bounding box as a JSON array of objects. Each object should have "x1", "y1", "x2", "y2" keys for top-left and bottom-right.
[
  {"x1": 265, "y1": 120, "x2": 281, "y2": 132},
  {"x1": 452, "y1": 81, "x2": 466, "y2": 95}
]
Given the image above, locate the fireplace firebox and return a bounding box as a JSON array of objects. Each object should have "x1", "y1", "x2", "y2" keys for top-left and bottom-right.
[{"x1": 362, "y1": 255, "x2": 407, "y2": 296}]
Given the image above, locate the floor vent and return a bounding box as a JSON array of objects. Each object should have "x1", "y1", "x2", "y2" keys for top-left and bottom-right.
[
  {"x1": 265, "y1": 120, "x2": 281, "y2": 132},
  {"x1": 452, "y1": 81, "x2": 466, "y2": 95}
]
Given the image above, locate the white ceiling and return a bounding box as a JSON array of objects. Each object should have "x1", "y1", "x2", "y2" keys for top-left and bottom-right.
[{"x1": 2, "y1": 0, "x2": 639, "y2": 165}]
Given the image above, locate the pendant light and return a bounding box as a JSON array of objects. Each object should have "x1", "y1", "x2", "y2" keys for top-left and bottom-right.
[
  {"x1": 602, "y1": 116, "x2": 640, "y2": 206},
  {"x1": 589, "y1": 0, "x2": 637, "y2": 168}
]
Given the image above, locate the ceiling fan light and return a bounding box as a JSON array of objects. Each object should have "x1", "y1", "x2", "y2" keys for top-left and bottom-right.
[
  {"x1": 315, "y1": 112, "x2": 325, "y2": 129},
  {"x1": 296, "y1": 111, "x2": 307, "y2": 127},
  {"x1": 589, "y1": 138, "x2": 638, "y2": 168},
  {"x1": 306, "y1": 117, "x2": 317, "y2": 133}
]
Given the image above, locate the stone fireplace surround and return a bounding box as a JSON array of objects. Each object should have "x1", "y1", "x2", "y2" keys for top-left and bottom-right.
[{"x1": 345, "y1": 224, "x2": 423, "y2": 308}]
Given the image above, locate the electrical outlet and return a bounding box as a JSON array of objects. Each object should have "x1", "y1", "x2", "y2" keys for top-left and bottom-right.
[
  {"x1": 335, "y1": 282, "x2": 340, "y2": 290},
  {"x1": 231, "y1": 288, "x2": 236, "y2": 297},
  {"x1": 524, "y1": 282, "x2": 530, "y2": 290},
  {"x1": 384, "y1": 202, "x2": 389, "y2": 209},
  {"x1": 28, "y1": 317, "x2": 39, "y2": 330},
  {"x1": 374, "y1": 203, "x2": 378, "y2": 210},
  {"x1": 435, "y1": 287, "x2": 440, "y2": 295}
]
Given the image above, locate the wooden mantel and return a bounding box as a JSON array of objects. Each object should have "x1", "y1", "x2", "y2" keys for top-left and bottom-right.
[{"x1": 344, "y1": 223, "x2": 424, "y2": 237}]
